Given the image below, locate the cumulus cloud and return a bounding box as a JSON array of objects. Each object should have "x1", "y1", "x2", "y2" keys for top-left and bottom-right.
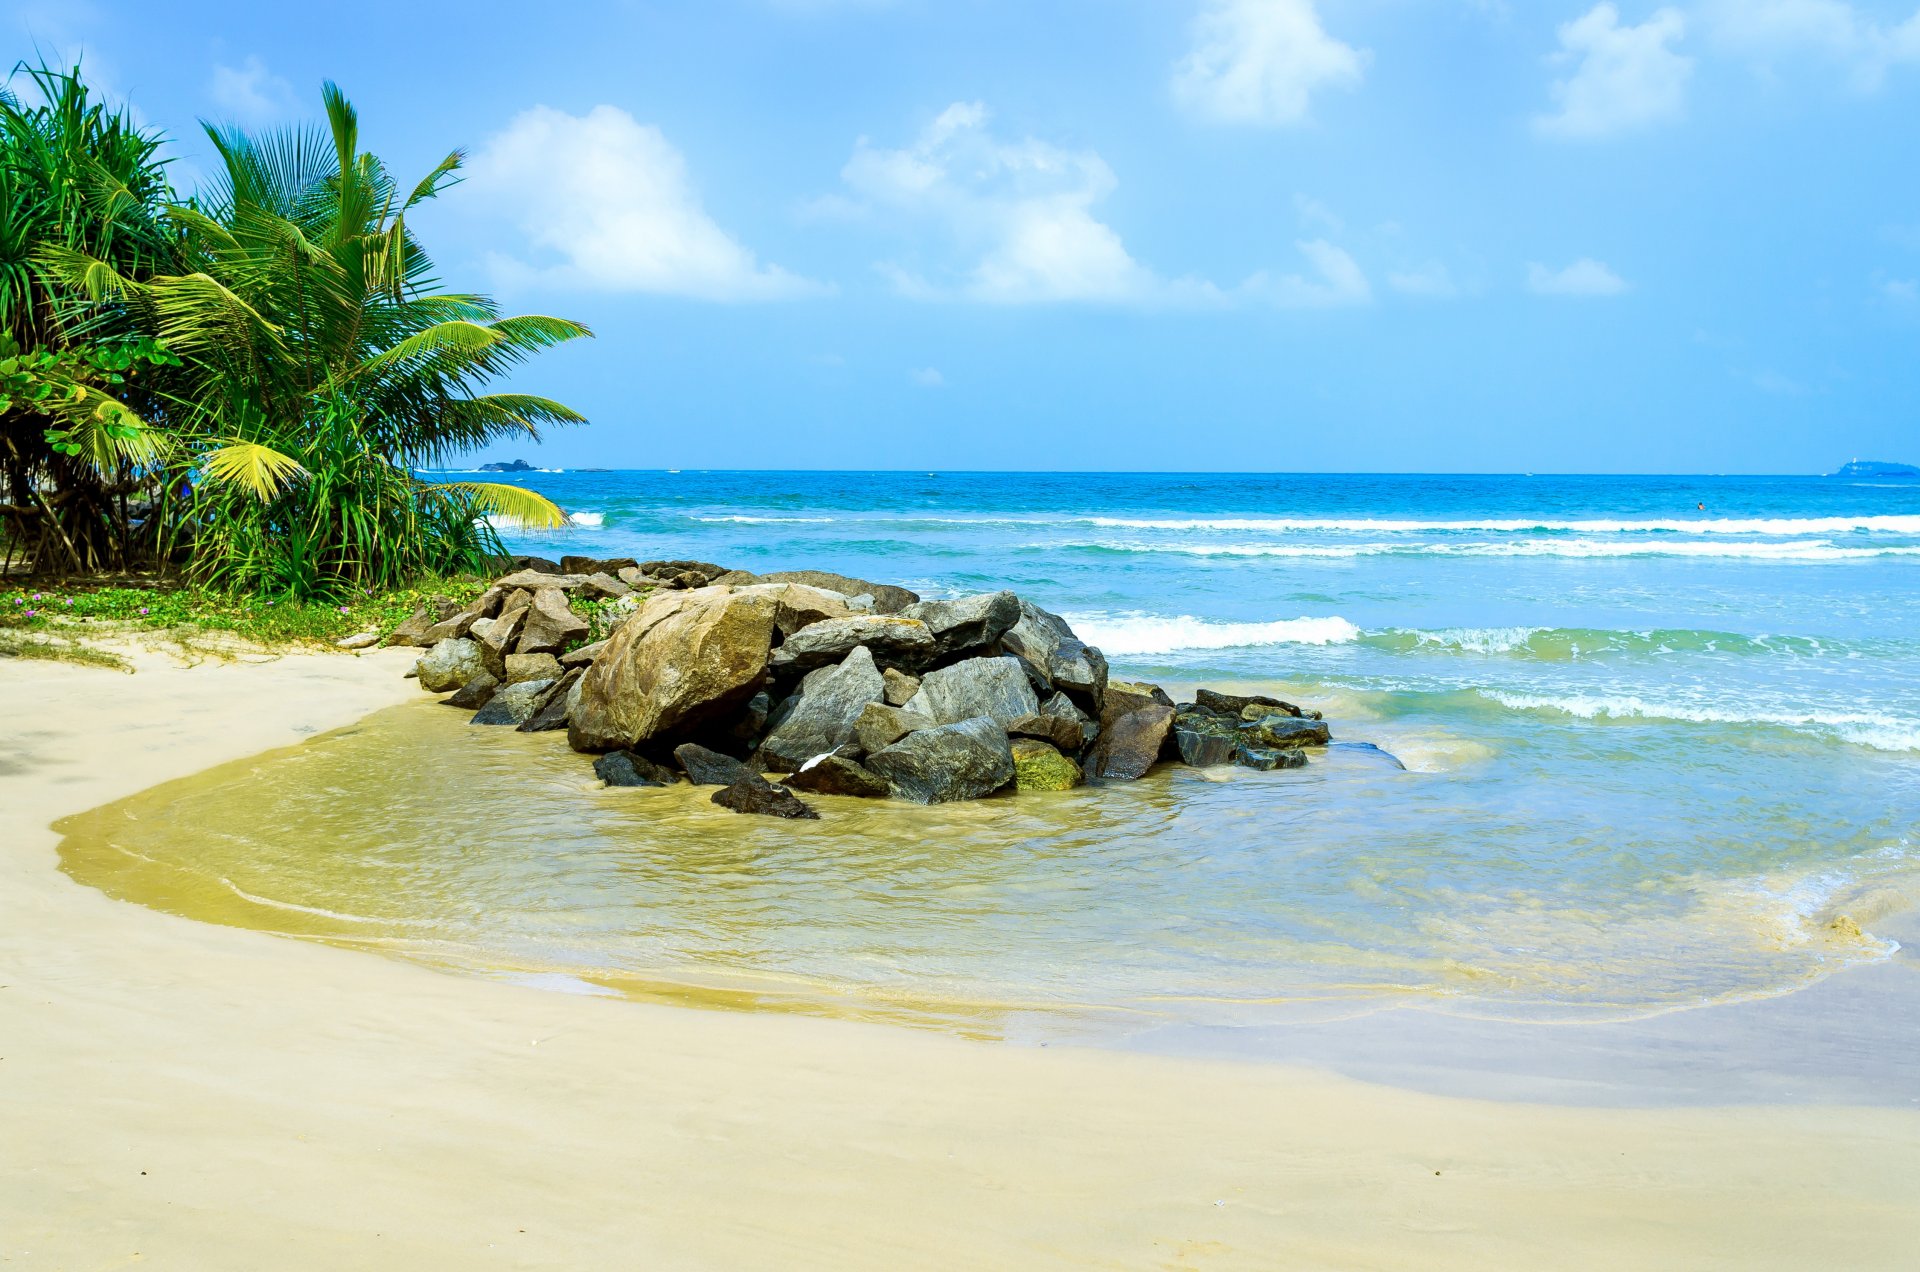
[
  {"x1": 1528, "y1": 258, "x2": 1631, "y2": 296},
  {"x1": 1171, "y1": 0, "x2": 1368, "y2": 126},
  {"x1": 1701, "y1": 0, "x2": 1920, "y2": 89},
  {"x1": 909, "y1": 366, "x2": 946, "y2": 387},
  {"x1": 208, "y1": 56, "x2": 297, "y2": 122},
  {"x1": 1882, "y1": 277, "x2": 1919, "y2": 303},
  {"x1": 1388, "y1": 261, "x2": 1460, "y2": 298},
  {"x1": 465, "y1": 105, "x2": 822, "y2": 301},
  {"x1": 1243, "y1": 239, "x2": 1373, "y2": 307},
  {"x1": 1535, "y1": 4, "x2": 1692, "y2": 139}
]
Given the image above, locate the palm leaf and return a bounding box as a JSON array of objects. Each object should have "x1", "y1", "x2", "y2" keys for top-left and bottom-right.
[
  {"x1": 202, "y1": 440, "x2": 309, "y2": 501},
  {"x1": 438, "y1": 480, "x2": 568, "y2": 529}
]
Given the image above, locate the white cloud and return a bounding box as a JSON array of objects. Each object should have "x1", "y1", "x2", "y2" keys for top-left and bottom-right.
[
  {"x1": 1701, "y1": 0, "x2": 1920, "y2": 89},
  {"x1": 208, "y1": 55, "x2": 296, "y2": 122},
  {"x1": 1882, "y1": 278, "x2": 1919, "y2": 302},
  {"x1": 1388, "y1": 261, "x2": 1460, "y2": 298},
  {"x1": 1243, "y1": 239, "x2": 1373, "y2": 307},
  {"x1": 909, "y1": 366, "x2": 946, "y2": 387},
  {"x1": 1528, "y1": 258, "x2": 1631, "y2": 296},
  {"x1": 465, "y1": 105, "x2": 822, "y2": 301},
  {"x1": 1172, "y1": 0, "x2": 1368, "y2": 127},
  {"x1": 1535, "y1": 4, "x2": 1692, "y2": 139},
  {"x1": 1293, "y1": 193, "x2": 1345, "y2": 233}
]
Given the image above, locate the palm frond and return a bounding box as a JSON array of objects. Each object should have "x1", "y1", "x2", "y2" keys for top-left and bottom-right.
[
  {"x1": 438, "y1": 480, "x2": 568, "y2": 530},
  {"x1": 202, "y1": 439, "x2": 308, "y2": 502}
]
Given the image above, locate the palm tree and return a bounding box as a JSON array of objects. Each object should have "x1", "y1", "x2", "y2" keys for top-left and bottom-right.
[{"x1": 49, "y1": 81, "x2": 591, "y2": 596}]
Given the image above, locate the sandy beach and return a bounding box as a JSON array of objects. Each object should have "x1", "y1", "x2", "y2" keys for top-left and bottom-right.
[{"x1": 5, "y1": 646, "x2": 1920, "y2": 1270}]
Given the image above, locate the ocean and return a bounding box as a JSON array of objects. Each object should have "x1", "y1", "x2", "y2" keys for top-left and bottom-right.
[{"x1": 59, "y1": 471, "x2": 1920, "y2": 1045}]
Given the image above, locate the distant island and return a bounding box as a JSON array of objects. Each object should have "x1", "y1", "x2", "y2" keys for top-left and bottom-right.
[
  {"x1": 1831, "y1": 459, "x2": 1919, "y2": 478},
  {"x1": 478, "y1": 459, "x2": 536, "y2": 473}
]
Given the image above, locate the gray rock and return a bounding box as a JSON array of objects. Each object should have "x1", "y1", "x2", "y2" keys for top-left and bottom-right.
[
  {"x1": 504, "y1": 651, "x2": 563, "y2": 684},
  {"x1": 594, "y1": 751, "x2": 679, "y2": 787},
  {"x1": 443, "y1": 670, "x2": 499, "y2": 711},
  {"x1": 578, "y1": 572, "x2": 633, "y2": 601},
  {"x1": 758, "y1": 647, "x2": 886, "y2": 772},
  {"x1": 760, "y1": 570, "x2": 919, "y2": 614},
  {"x1": 1170, "y1": 710, "x2": 1237, "y2": 767},
  {"x1": 1087, "y1": 702, "x2": 1175, "y2": 781},
  {"x1": 471, "y1": 678, "x2": 553, "y2": 726},
  {"x1": 866, "y1": 717, "x2": 1016, "y2": 804},
  {"x1": 416, "y1": 638, "x2": 485, "y2": 693},
  {"x1": 1196, "y1": 688, "x2": 1303, "y2": 719},
  {"x1": 1240, "y1": 715, "x2": 1332, "y2": 749},
  {"x1": 898, "y1": 591, "x2": 1021, "y2": 659},
  {"x1": 712, "y1": 772, "x2": 819, "y2": 819},
  {"x1": 1006, "y1": 712, "x2": 1084, "y2": 753},
  {"x1": 785, "y1": 754, "x2": 891, "y2": 799},
  {"x1": 853, "y1": 701, "x2": 925, "y2": 756},
  {"x1": 998, "y1": 601, "x2": 1109, "y2": 709},
  {"x1": 1235, "y1": 745, "x2": 1308, "y2": 772},
  {"x1": 515, "y1": 668, "x2": 583, "y2": 733},
  {"x1": 904, "y1": 656, "x2": 1039, "y2": 728},
  {"x1": 420, "y1": 588, "x2": 505, "y2": 644},
  {"x1": 477, "y1": 605, "x2": 527, "y2": 680},
  {"x1": 516, "y1": 587, "x2": 590, "y2": 656},
  {"x1": 767, "y1": 615, "x2": 935, "y2": 674},
  {"x1": 493, "y1": 569, "x2": 591, "y2": 592},
  {"x1": 674, "y1": 743, "x2": 752, "y2": 787},
  {"x1": 882, "y1": 667, "x2": 920, "y2": 706},
  {"x1": 1040, "y1": 691, "x2": 1099, "y2": 747}
]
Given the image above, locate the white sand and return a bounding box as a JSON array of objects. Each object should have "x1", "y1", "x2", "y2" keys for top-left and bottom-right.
[{"x1": 3, "y1": 645, "x2": 1918, "y2": 1269}]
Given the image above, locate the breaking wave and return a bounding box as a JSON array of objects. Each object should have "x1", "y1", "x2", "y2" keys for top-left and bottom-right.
[
  {"x1": 1062, "y1": 613, "x2": 1363, "y2": 655},
  {"x1": 1480, "y1": 690, "x2": 1920, "y2": 752}
]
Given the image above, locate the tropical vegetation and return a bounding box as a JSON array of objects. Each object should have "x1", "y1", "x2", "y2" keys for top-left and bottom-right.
[{"x1": 0, "y1": 63, "x2": 588, "y2": 599}]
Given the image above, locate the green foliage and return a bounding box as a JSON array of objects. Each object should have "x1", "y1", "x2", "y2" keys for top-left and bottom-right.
[{"x1": 1, "y1": 576, "x2": 490, "y2": 645}]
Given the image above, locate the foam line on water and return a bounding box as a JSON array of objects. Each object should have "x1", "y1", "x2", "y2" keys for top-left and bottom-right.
[
  {"x1": 1480, "y1": 690, "x2": 1920, "y2": 752},
  {"x1": 1066, "y1": 538, "x2": 1920, "y2": 561},
  {"x1": 692, "y1": 512, "x2": 1920, "y2": 536},
  {"x1": 1063, "y1": 612, "x2": 1362, "y2": 655}
]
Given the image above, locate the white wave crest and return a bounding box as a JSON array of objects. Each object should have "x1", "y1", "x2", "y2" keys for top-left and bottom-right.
[
  {"x1": 1083, "y1": 514, "x2": 1920, "y2": 536},
  {"x1": 1074, "y1": 538, "x2": 1920, "y2": 562},
  {"x1": 1064, "y1": 612, "x2": 1362, "y2": 656},
  {"x1": 569, "y1": 511, "x2": 604, "y2": 527},
  {"x1": 1482, "y1": 690, "x2": 1920, "y2": 752}
]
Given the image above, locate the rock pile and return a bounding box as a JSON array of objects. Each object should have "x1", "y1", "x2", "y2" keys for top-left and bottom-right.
[{"x1": 387, "y1": 559, "x2": 1334, "y2": 818}]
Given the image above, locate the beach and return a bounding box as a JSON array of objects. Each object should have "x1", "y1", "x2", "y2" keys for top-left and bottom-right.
[{"x1": 6, "y1": 645, "x2": 1920, "y2": 1270}]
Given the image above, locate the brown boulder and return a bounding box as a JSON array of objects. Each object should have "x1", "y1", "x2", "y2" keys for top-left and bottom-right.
[
  {"x1": 1087, "y1": 702, "x2": 1175, "y2": 781},
  {"x1": 516, "y1": 587, "x2": 589, "y2": 655}
]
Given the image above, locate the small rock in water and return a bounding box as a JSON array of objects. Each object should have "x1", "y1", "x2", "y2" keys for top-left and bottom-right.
[
  {"x1": 674, "y1": 743, "x2": 752, "y2": 787},
  {"x1": 785, "y1": 754, "x2": 891, "y2": 799},
  {"x1": 1171, "y1": 710, "x2": 1238, "y2": 767},
  {"x1": 516, "y1": 669, "x2": 582, "y2": 733},
  {"x1": 471, "y1": 678, "x2": 553, "y2": 726},
  {"x1": 1088, "y1": 703, "x2": 1175, "y2": 781},
  {"x1": 1235, "y1": 745, "x2": 1308, "y2": 772},
  {"x1": 1197, "y1": 689, "x2": 1303, "y2": 719},
  {"x1": 1011, "y1": 738, "x2": 1083, "y2": 792},
  {"x1": 594, "y1": 751, "x2": 678, "y2": 787},
  {"x1": 712, "y1": 773, "x2": 820, "y2": 819},
  {"x1": 416, "y1": 637, "x2": 485, "y2": 693},
  {"x1": 1239, "y1": 714, "x2": 1332, "y2": 749},
  {"x1": 444, "y1": 670, "x2": 500, "y2": 711}
]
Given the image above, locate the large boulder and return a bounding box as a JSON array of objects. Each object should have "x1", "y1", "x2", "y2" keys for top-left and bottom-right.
[
  {"x1": 568, "y1": 587, "x2": 778, "y2": 752},
  {"x1": 785, "y1": 754, "x2": 891, "y2": 799},
  {"x1": 767, "y1": 615, "x2": 935, "y2": 674},
  {"x1": 757, "y1": 647, "x2": 886, "y2": 772},
  {"x1": 416, "y1": 638, "x2": 485, "y2": 693},
  {"x1": 1087, "y1": 702, "x2": 1175, "y2": 781},
  {"x1": 712, "y1": 773, "x2": 819, "y2": 819},
  {"x1": 471, "y1": 678, "x2": 553, "y2": 726},
  {"x1": 516, "y1": 587, "x2": 589, "y2": 656},
  {"x1": 853, "y1": 701, "x2": 925, "y2": 756},
  {"x1": 866, "y1": 717, "x2": 1015, "y2": 804},
  {"x1": 1011, "y1": 738, "x2": 1082, "y2": 792},
  {"x1": 1170, "y1": 709, "x2": 1237, "y2": 767},
  {"x1": 1240, "y1": 714, "x2": 1332, "y2": 749},
  {"x1": 760, "y1": 570, "x2": 919, "y2": 614},
  {"x1": 515, "y1": 669, "x2": 582, "y2": 733},
  {"x1": 898, "y1": 591, "x2": 1021, "y2": 661},
  {"x1": 904, "y1": 656, "x2": 1039, "y2": 728},
  {"x1": 1236, "y1": 746, "x2": 1308, "y2": 772},
  {"x1": 998, "y1": 600, "x2": 1108, "y2": 709},
  {"x1": 735, "y1": 582, "x2": 857, "y2": 637},
  {"x1": 674, "y1": 742, "x2": 752, "y2": 787}
]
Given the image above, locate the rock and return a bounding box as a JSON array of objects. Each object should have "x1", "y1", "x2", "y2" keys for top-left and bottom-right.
[
  {"x1": 516, "y1": 587, "x2": 590, "y2": 656},
  {"x1": 563, "y1": 555, "x2": 637, "y2": 577},
  {"x1": 416, "y1": 638, "x2": 485, "y2": 692},
  {"x1": 674, "y1": 742, "x2": 753, "y2": 787},
  {"x1": 905, "y1": 656, "x2": 1039, "y2": 727},
  {"x1": 760, "y1": 570, "x2": 919, "y2": 614},
  {"x1": 443, "y1": 669, "x2": 499, "y2": 710},
  {"x1": 471, "y1": 678, "x2": 553, "y2": 726},
  {"x1": 712, "y1": 772, "x2": 819, "y2": 820},
  {"x1": 469, "y1": 616, "x2": 497, "y2": 641},
  {"x1": 578, "y1": 572, "x2": 633, "y2": 601},
  {"x1": 758, "y1": 647, "x2": 886, "y2": 772},
  {"x1": 383, "y1": 606, "x2": 436, "y2": 647},
  {"x1": 1087, "y1": 702, "x2": 1175, "y2": 781},
  {"x1": 568, "y1": 586, "x2": 778, "y2": 752},
  {"x1": 867, "y1": 717, "x2": 1016, "y2": 804},
  {"x1": 1006, "y1": 712, "x2": 1085, "y2": 754},
  {"x1": 638, "y1": 559, "x2": 729, "y2": 586},
  {"x1": 882, "y1": 667, "x2": 920, "y2": 706},
  {"x1": 510, "y1": 555, "x2": 563, "y2": 574},
  {"x1": 1109, "y1": 680, "x2": 1174, "y2": 709},
  {"x1": 421, "y1": 588, "x2": 504, "y2": 643},
  {"x1": 1240, "y1": 714, "x2": 1332, "y2": 749},
  {"x1": 735, "y1": 583, "x2": 857, "y2": 637},
  {"x1": 493, "y1": 569, "x2": 591, "y2": 592},
  {"x1": 898, "y1": 591, "x2": 1021, "y2": 660},
  {"x1": 853, "y1": 701, "x2": 924, "y2": 756},
  {"x1": 504, "y1": 651, "x2": 562, "y2": 685},
  {"x1": 767, "y1": 615, "x2": 935, "y2": 674},
  {"x1": 710, "y1": 570, "x2": 763, "y2": 586},
  {"x1": 725, "y1": 691, "x2": 774, "y2": 751},
  {"x1": 998, "y1": 601, "x2": 1109, "y2": 709},
  {"x1": 1235, "y1": 745, "x2": 1308, "y2": 772},
  {"x1": 516, "y1": 669, "x2": 583, "y2": 733},
  {"x1": 1329, "y1": 741, "x2": 1407, "y2": 771},
  {"x1": 1040, "y1": 691, "x2": 1099, "y2": 747},
  {"x1": 594, "y1": 750, "x2": 679, "y2": 787},
  {"x1": 477, "y1": 606, "x2": 527, "y2": 679},
  {"x1": 560, "y1": 639, "x2": 607, "y2": 668},
  {"x1": 615, "y1": 566, "x2": 650, "y2": 588},
  {"x1": 1196, "y1": 688, "x2": 1303, "y2": 719},
  {"x1": 1011, "y1": 738, "x2": 1082, "y2": 792},
  {"x1": 336, "y1": 630, "x2": 379, "y2": 650},
  {"x1": 1170, "y1": 709, "x2": 1237, "y2": 767},
  {"x1": 785, "y1": 754, "x2": 891, "y2": 799}
]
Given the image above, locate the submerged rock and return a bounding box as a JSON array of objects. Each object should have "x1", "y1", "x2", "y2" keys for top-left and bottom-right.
[
  {"x1": 712, "y1": 772, "x2": 820, "y2": 819},
  {"x1": 904, "y1": 656, "x2": 1039, "y2": 728},
  {"x1": 416, "y1": 637, "x2": 485, "y2": 693},
  {"x1": 674, "y1": 742, "x2": 752, "y2": 787},
  {"x1": 471, "y1": 678, "x2": 553, "y2": 726},
  {"x1": 1235, "y1": 745, "x2": 1308, "y2": 772},
  {"x1": 594, "y1": 750, "x2": 679, "y2": 787},
  {"x1": 1088, "y1": 702, "x2": 1175, "y2": 781},
  {"x1": 1011, "y1": 738, "x2": 1082, "y2": 792},
  {"x1": 1170, "y1": 710, "x2": 1237, "y2": 767},
  {"x1": 785, "y1": 753, "x2": 891, "y2": 799},
  {"x1": 1240, "y1": 714, "x2": 1332, "y2": 750},
  {"x1": 443, "y1": 669, "x2": 499, "y2": 710},
  {"x1": 758, "y1": 647, "x2": 886, "y2": 772},
  {"x1": 866, "y1": 717, "x2": 1016, "y2": 804}
]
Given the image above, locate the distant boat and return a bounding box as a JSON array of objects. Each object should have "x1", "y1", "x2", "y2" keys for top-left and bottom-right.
[{"x1": 1830, "y1": 459, "x2": 1919, "y2": 478}]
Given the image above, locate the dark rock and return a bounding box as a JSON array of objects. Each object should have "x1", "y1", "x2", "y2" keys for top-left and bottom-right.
[
  {"x1": 998, "y1": 601, "x2": 1109, "y2": 709},
  {"x1": 1088, "y1": 703, "x2": 1175, "y2": 781},
  {"x1": 443, "y1": 670, "x2": 500, "y2": 710},
  {"x1": 494, "y1": 568, "x2": 591, "y2": 592},
  {"x1": 1040, "y1": 691, "x2": 1099, "y2": 748},
  {"x1": 516, "y1": 587, "x2": 590, "y2": 656},
  {"x1": 760, "y1": 570, "x2": 919, "y2": 614},
  {"x1": 594, "y1": 750, "x2": 679, "y2": 787},
  {"x1": 904, "y1": 656, "x2": 1040, "y2": 727},
  {"x1": 1109, "y1": 680, "x2": 1174, "y2": 709},
  {"x1": 563, "y1": 555, "x2": 638, "y2": 577},
  {"x1": 882, "y1": 667, "x2": 920, "y2": 706},
  {"x1": 1196, "y1": 688, "x2": 1303, "y2": 719},
  {"x1": 674, "y1": 743, "x2": 753, "y2": 787},
  {"x1": 1011, "y1": 738, "x2": 1082, "y2": 791},
  {"x1": 853, "y1": 701, "x2": 924, "y2": 756},
  {"x1": 470, "y1": 678, "x2": 553, "y2": 726},
  {"x1": 767, "y1": 615, "x2": 935, "y2": 674},
  {"x1": 510, "y1": 555, "x2": 563, "y2": 574},
  {"x1": 712, "y1": 773, "x2": 819, "y2": 819},
  {"x1": 757, "y1": 647, "x2": 886, "y2": 772},
  {"x1": 1329, "y1": 741, "x2": 1408, "y2": 771},
  {"x1": 416, "y1": 637, "x2": 486, "y2": 693},
  {"x1": 1235, "y1": 745, "x2": 1308, "y2": 772},
  {"x1": 725, "y1": 691, "x2": 774, "y2": 751},
  {"x1": 1170, "y1": 709, "x2": 1237, "y2": 767},
  {"x1": 1006, "y1": 712, "x2": 1085, "y2": 754},
  {"x1": 516, "y1": 668, "x2": 583, "y2": 733},
  {"x1": 898, "y1": 591, "x2": 1021, "y2": 660},
  {"x1": 638, "y1": 560, "x2": 729, "y2": 586},
  {"x1": 1240, "y1": 715, "x2": 1332, "y2": 749},
  {"x1": 785, "y1": 754, "x2": 891, "y2": 799},
  {"x1": 866, "y1": 717, "x2": 1016, "y2": 804}
]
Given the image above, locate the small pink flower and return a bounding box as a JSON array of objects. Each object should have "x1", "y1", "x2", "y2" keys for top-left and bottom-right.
[
  {"x1": 63, "y1": 599, "x2": 72, "y2": 607},
  {"x1": 337, "y1": 605, "x2": 349, "y2": 614},
  {"x1": 31, "y1": 592, "x2": 41, "y2": 601},
  {"x1": 139, "y1": 607, "x2": 149, "y2": 615},
  {"x1": 25, "y1": 609, "x2": 36, "y2": 618}
]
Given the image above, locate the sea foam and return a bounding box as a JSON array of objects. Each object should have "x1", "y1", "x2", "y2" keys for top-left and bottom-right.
[
  {"x1": 1062, "y1": 613, "x2": 1362, "y2": 656},
  {"x1": 1481, "y1": 690, "x2": 1920, "y2": 752}
]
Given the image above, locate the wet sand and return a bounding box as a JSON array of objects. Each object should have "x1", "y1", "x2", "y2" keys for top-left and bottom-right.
[{"x1": 4, "y1": 646, "x2": 1919, "y2": 1269}]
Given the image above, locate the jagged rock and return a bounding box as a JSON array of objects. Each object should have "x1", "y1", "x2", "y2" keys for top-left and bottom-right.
[
  {"x1": 443, "y1": 669, "x2": 499, "y2": 710},
  {"x1": 578, "y1": 572, "x2": 633, "y2": 601},
  {"x1": 504, "y1": 651, "x2": 562, "y2": 684},
  {"x1": 516, "y1": 668, "x2": 583, "y2": 733},
  {"x1": 1197, "y1": 688, "x2": 1303, "y2": 720},
  {"x1": 867, "y1": 717, "x2": 1016, "y2": 804},
  {"x1": 1007, "y1": 712, "x2": 1084, "y2": 754},
  {"x1": 471, "y1": 678, "x2": 553, "y2": 726},
  {"x1": 638, "y1": 560, "x2": 729, "y2": 586},
  {"x1": 1011, "y1": 738, "x2": 1082, "y2": 792},
  {"x1": 336, "y1": 630, "x2": 379, "y2": 650},
  {"x1": 383, "y1": 606, "x2": 436, "y2": 647},
  {"x1": 1235, "y1": 745, "x2": 1308, "y2": 772},
  {"x1": 882, "y1": 667, "x2": 920, "y2": 706},
  {"x1": 712, "y1": 772, "x2": 819, "y2": 819},
  {"x1": 510, "y1": 555, "x2": 563, "y2": 574},
  {"x1": 898, "y1": 591, "x2": 1021, "y2": 660},
  {"x1": 767, "y1": 615, "x2": 935, "y2": 674},
  {"x1": 758, "y1": 647, "x2": 886, "y2": 772},
  {"x1": 905, "y1": 656, "x2": 1039, "y2": 727},
  {"x1": 516, "y1": 587, "x2": 590, "y2": 656},
  {"x1": 853, "y1": 701, "x2": 924, "y2": 756},
  {"x1": 421, "y1": 588, "x2": 504, "y2": 643},
  {"x1": 416, "y1": 638, "x2": 486, "y2": 692},
  {"x1": 569, "y1": 587, "x2": 778, "y2": 751},
  {"x1": 785, "y1": 754, "x2": 891, "y2": 799},
  {"x1": 494, "y1": 569, "x2": 591, "y2": 592},
  {"x1": 735, "y1": 582, "x2": 857, "y2": 637},
  {"x1": 1109, "y1": 680, "x2": 1174, "y2": 709},
  {"x1": 711, "y1": 570, "x2": 763, "y2": 586},
  {"x1": 1088, "y1": 702, "x2": 1175, "y2": 781},
  {"x1": 478, "y1": 606, "x2": 527, "y2": 680},
  {"x1": 760, "y1": 570, "x2": 919, "y2": 614},
  {"x1": 674, "y1": 742, "x2": 752, "y2": 787},
  {"x1": 563, "y1": 555, "x2": 638, "y2": 577},
  {"x1": 560, "y1": 639, "x2": 607, "y2": 668},
  {"x1": 594, "y1": 750, "x2": 679, "y2": 787},
  {"x1": 1170, "y1": 709, "x2": 1237, "y2": 767},
  {"x1": 1240, "y1": 715, "x2": 1332, "y2": 749},
  {"x1": 999, "y1": 601, "x2": 1109, "y2": 709},
  {"x1": 1039, "y1": 691, "x2": 1099, "y2": 747}
]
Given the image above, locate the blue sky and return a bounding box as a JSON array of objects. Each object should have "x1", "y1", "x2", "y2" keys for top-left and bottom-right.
[{"x1": 13, "y1": 0, "x2": 1920, "y2": 473}]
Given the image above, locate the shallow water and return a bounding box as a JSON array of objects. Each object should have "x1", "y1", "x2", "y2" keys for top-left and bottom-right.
[{"x1": 55, "y1": 471, "x2": 1920, "y2": 1045}]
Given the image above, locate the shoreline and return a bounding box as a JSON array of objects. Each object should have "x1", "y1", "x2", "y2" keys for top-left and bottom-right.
[{"x1": 5, "y1": 647, "x2": 1920, "y2": 1267}]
